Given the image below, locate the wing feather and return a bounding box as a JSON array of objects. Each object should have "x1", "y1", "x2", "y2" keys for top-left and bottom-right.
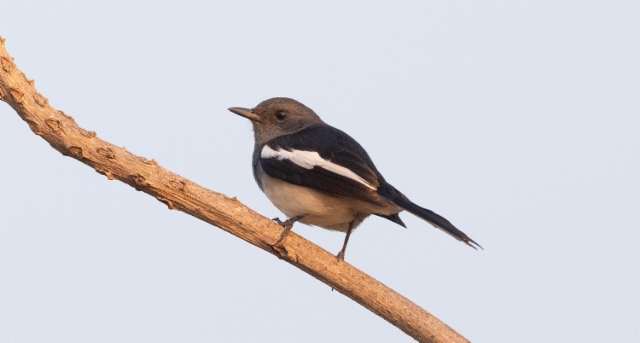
[{"x1": 258, "y1": 125, "x2": 386, "y2": 206}]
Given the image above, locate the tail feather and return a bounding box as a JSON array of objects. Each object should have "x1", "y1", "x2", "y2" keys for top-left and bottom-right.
[
  {"x1": 390, "y1": 191, "x2": 482, "y2": 250},
  {"x1": 374, "y1": 213, "x2": 407, "y2": 228}
]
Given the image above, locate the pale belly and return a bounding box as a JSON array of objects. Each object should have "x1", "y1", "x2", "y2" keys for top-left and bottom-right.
[{"x1": 260, "y1": 175, "x2": 401, "y2": 232}]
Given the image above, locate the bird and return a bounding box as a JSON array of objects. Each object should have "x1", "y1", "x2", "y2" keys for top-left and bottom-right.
[{"x1": 229, "y1": 97, "x2": 481, "y2": 261}]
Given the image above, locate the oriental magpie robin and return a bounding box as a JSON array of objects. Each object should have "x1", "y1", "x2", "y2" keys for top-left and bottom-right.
[{"x1": 229, "y1": 97, "x2": 481, "y2": 261}]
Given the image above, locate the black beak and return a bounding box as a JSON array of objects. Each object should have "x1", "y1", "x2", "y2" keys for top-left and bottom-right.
[{"x1": 228, "y1": 107, "x2": 261, "y2": 122}]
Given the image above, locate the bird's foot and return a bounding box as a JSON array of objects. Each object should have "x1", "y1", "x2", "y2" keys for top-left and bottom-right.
[
  {"x1": 272, "y1": 218, "x2": 291, "y2": 245},
  {"x1": 272, "y1": 215, "x2": 304, "y2": 245},
  {"x1": 272, "y1": 217, "x2": 297, "y2": 230},
  {"x1": 336, "y1": 250, "x2": 345, "y2": 262}
]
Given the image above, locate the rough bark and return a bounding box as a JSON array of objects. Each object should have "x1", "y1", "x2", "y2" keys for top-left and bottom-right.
[{"x1": 0, "y1": 37, "x2": 470, "y2": 343}]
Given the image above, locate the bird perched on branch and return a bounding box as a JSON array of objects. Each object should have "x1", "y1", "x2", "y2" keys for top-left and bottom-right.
[{"x1": 229, "y1": 97, "x2": 481, "y2": 261}]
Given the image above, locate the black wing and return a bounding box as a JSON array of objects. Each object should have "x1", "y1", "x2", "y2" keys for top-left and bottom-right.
[{"x1": 257, "y1": 124, "x2": 389, "y2": 206}]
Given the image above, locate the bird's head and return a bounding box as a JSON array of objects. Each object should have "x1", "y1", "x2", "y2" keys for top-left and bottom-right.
[{"x1": 229, "y1": 97, "x2": 323, "y2": 144}]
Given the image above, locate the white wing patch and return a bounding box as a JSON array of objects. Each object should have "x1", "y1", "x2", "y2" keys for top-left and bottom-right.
[{"x1": 261, "y1": 145, "x2": 376, "y2": 190}]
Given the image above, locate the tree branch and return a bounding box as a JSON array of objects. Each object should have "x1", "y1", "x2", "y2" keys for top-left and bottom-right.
[{"x1": 0, "y1": 37, "x2": 469, "y2": 343}]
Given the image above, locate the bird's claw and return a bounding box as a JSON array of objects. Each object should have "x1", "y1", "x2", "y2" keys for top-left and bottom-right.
[
  {"x1": 272, "y1": 217, "x2": 286, "y2": 227},
  {"x1": 272, "y1": 216, "x2": 303, "y2": 245}
]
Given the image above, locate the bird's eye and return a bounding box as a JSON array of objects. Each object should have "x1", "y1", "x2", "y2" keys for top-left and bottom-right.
[{"x1": 276, "y1": 111, "x2": 286, "y2": 121}]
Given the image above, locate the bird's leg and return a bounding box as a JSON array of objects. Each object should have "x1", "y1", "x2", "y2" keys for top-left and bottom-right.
[
  {"x1": 336, "y1": 221, "x2": 355, "y2": 261},
  {"x1": 273, "y1": 215, "x2": 305, "y2": 245}
]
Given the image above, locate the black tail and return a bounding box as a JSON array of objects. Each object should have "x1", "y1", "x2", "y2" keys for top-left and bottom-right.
[
  {"x1": 389, "y1": 190, "x2": 482, "y2": 250},
  {"x1": 374, "y1": 213, "x2": 407, "y2": 228}
]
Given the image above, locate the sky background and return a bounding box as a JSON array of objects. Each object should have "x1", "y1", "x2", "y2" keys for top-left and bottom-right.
[{"x1": 1, "y1": 1, "x2": 638, "y2": 342}]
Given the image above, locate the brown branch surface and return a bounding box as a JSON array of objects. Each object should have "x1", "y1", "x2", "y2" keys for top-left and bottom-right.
[{"x1": 0, "y1": 37, "x2": 470, "y2": 343}]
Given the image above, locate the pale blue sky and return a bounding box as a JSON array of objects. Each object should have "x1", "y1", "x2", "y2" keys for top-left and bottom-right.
[{"x1": 1, "y1": 1, "x2": 638, "y2": 342}]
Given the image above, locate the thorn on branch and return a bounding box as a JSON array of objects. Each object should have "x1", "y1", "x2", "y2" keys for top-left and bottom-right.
[
  {"x1": 68, "y1": 146, "x2": 83, "y2": 158},
  {"x1": 27, "y1": 121, "x2": 42, "y2": 135},
  {"x1": 46, "y1": 118, "x2": 63, "y2": 133},
  {"x1": 10, "y1": 88, "x2": 23, "y2": 103},
  {"x1": 34, "y1": 92, "x2": 48, "y2": 107},
  {"x1": 1, "y1": 57, "x2": 13, "y2": 72},
  {"x1": 130, "y1": 173, "x2": 148, "y2": 188},
  {"x1": 96, "y1": 169, "x2": 115, "y2": 180},
  {"x1": 58, "y1": 110, "x2": 75, "y2": 122},
  {"x1": 271, "y1": 244, "x2": 299, "y2": 263},
  {"x1": 169, "y1": 179, "x2": 186, "y2": 191},
  {"x1": 97, "y1": 147, "x2": 116, "y2": 159},
  {"x1": 141, "y1": 157, "x2": 158, "y2": 165},
  {"x1": 79, "y1": 129, "x2": 96, "y2": 138},
  {"x1": 156, "y1": 196, "x2": 176, "y2": 210}
]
